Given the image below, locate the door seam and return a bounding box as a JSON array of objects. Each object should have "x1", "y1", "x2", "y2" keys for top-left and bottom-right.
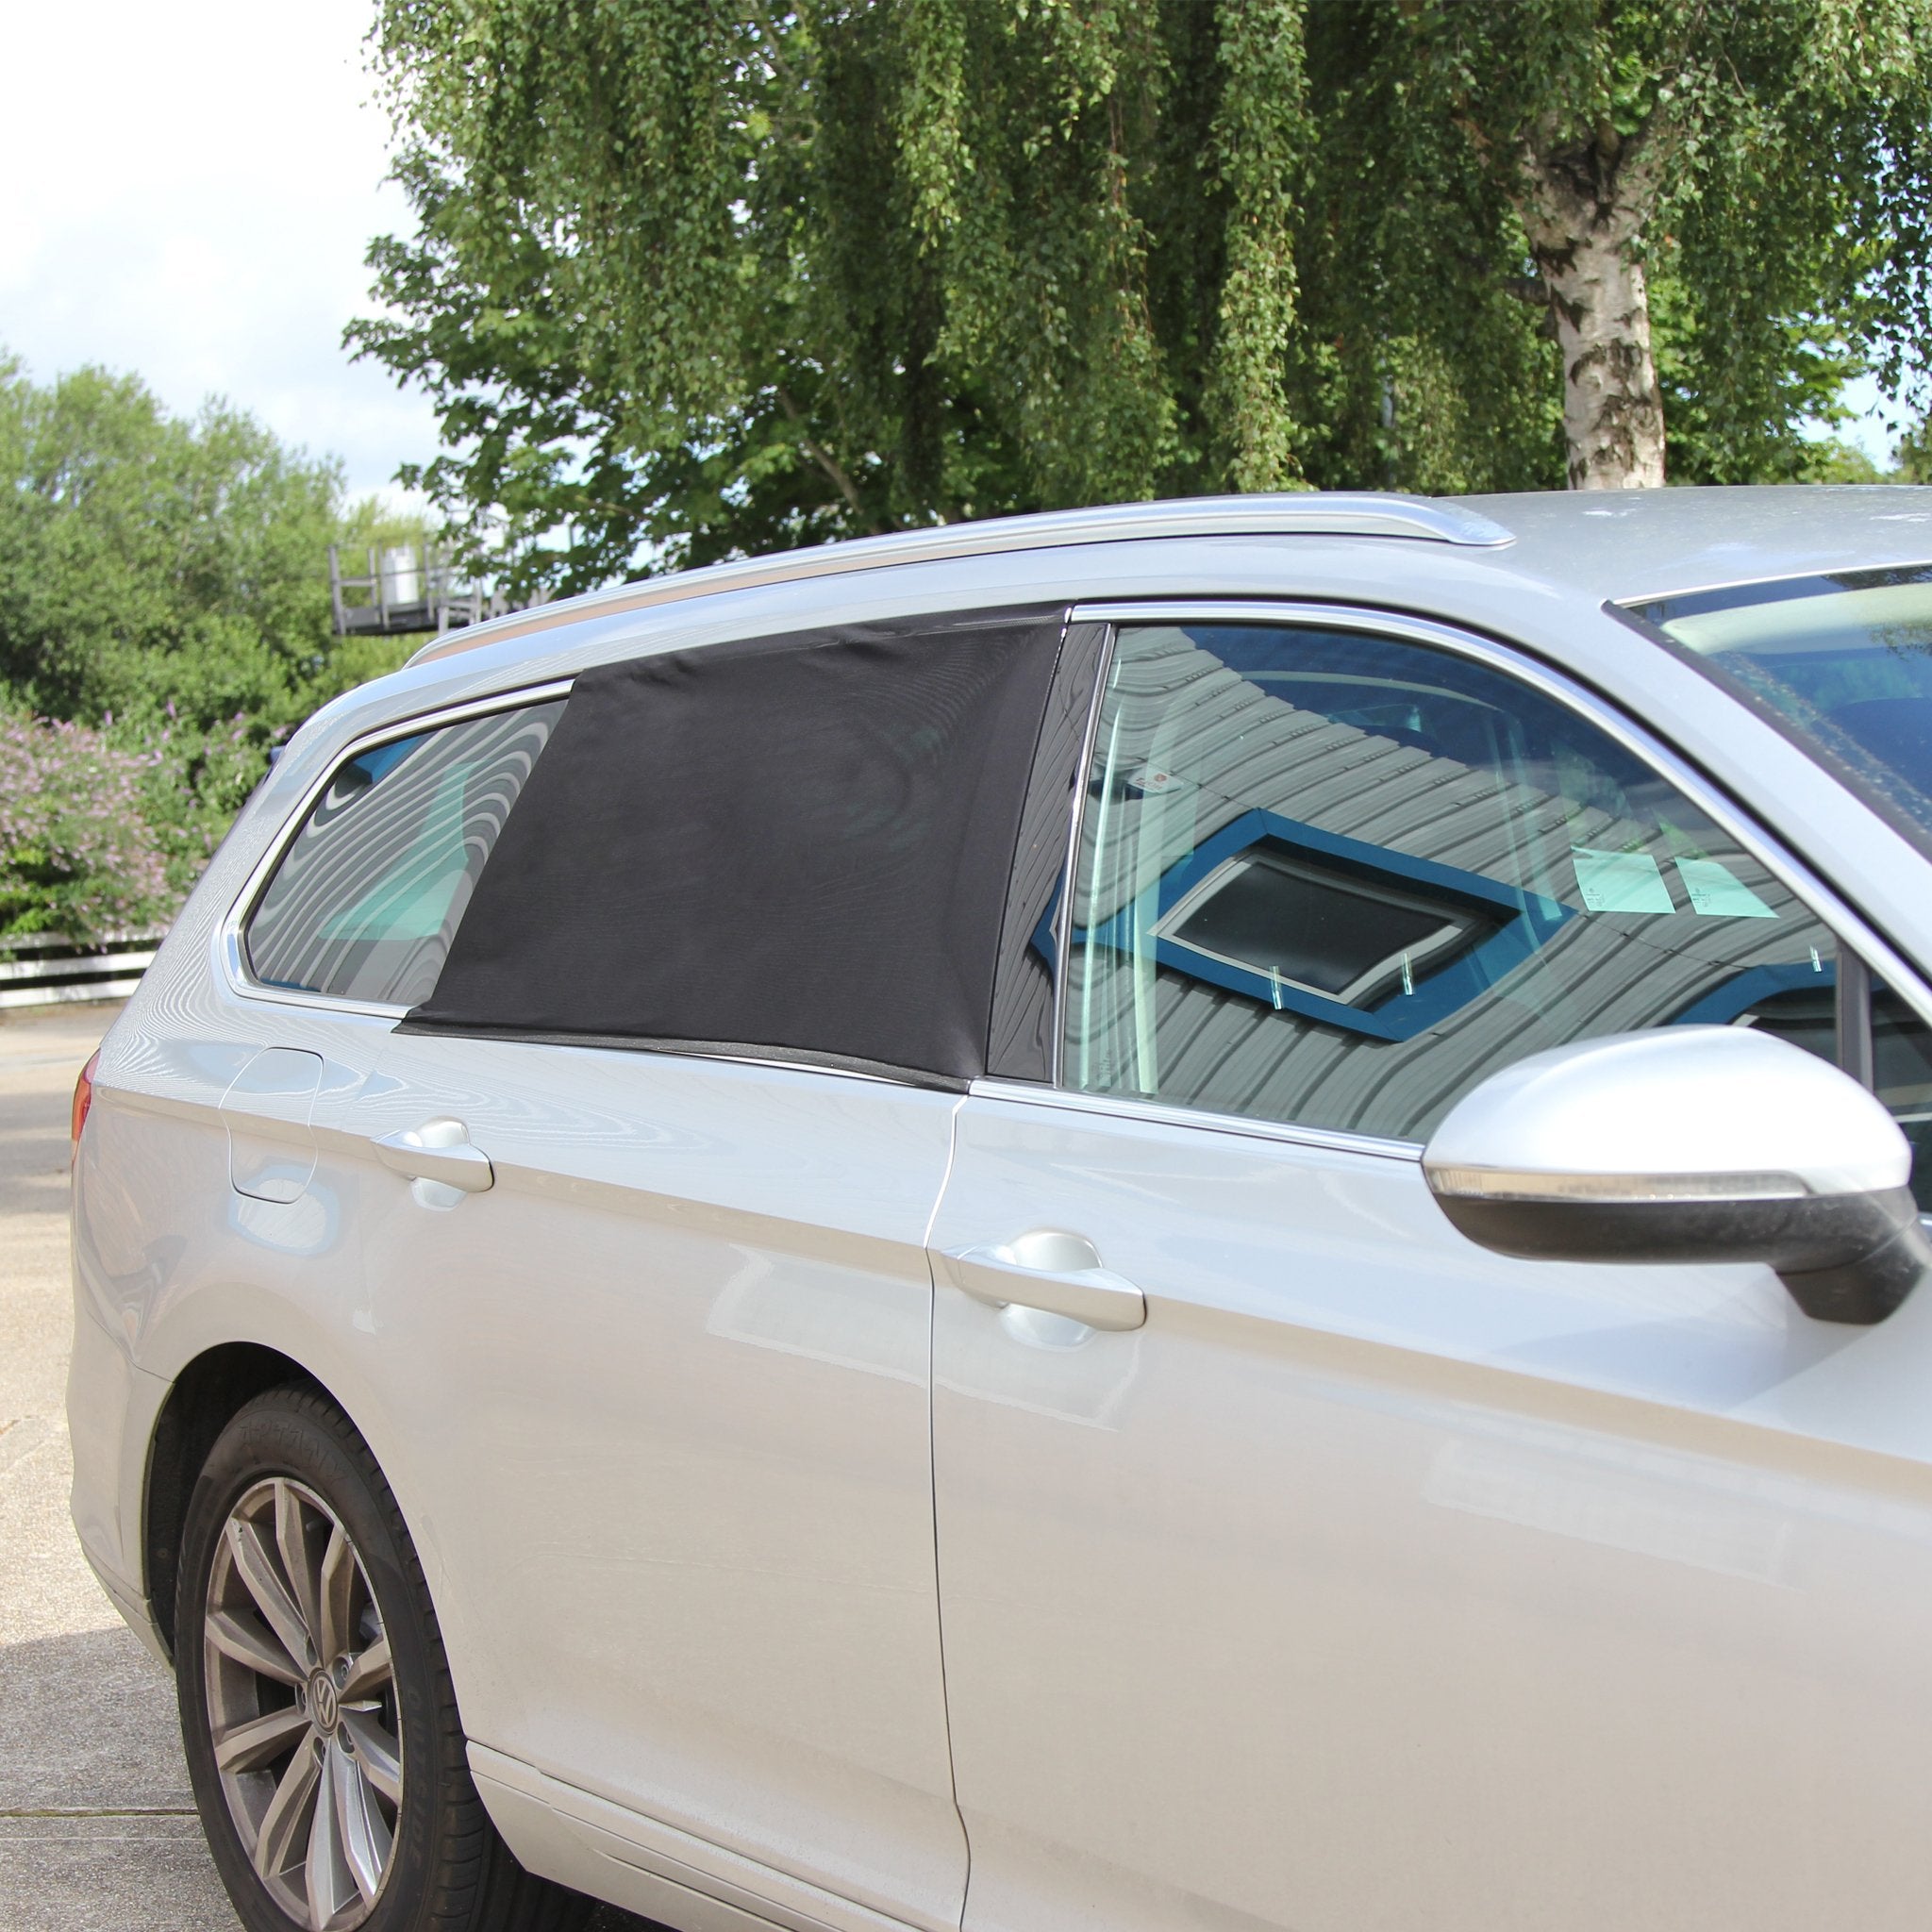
[{"x1": 921, "y1": 1091, "x2": 974, "y2": 1931}]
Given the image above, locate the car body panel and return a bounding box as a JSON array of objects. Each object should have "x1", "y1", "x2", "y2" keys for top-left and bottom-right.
[
  {"x1": 341, "y1": 1028, "x2": 968, "y2": 1928},
  {"x1": 928, "y1": 1086, "x2": 1932, "y2": 1932},
  {"x1": 65, "y1": 487, "x2": 1932, "y2": 1932},
  {"x1": 72, "y1": 797, "x2": 437, "y2": 1643},
  {"x1": 474, "y1": 1741, "x2": 928, "y2": 1932},
  {"x1": 64, "y1": 1283, "x2": 168, "y2": 1655}
]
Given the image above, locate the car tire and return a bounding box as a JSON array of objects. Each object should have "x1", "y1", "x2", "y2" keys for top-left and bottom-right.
[{"x1": 175, "y1": 1387, "x2": 591, "y2": 1932}]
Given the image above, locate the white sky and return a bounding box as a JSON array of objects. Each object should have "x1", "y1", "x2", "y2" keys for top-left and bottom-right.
[
  {"x1": 0, "y1": 0, "x2": 1901, "y2": 496},
  {"x1": 0, "y1": 0, "x2": 437, "y2": 505}
]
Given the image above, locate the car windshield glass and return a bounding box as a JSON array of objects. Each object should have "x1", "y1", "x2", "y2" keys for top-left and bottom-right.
[{"x1": 1624, "y1": 565, "x2": 1932, "y2": 850}]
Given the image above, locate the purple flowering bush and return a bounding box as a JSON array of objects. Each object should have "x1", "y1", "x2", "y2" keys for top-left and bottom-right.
[{"x1": 0, "y1": 711, "x2": 176, "y2": 941}]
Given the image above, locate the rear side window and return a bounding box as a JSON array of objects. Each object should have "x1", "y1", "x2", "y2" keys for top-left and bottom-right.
[
  {"x1": 407, "y1": 609, "x2": 1064, "y2": 1081},
  {"x1": 244, "y1": 700, "x2": 566, "y2": 1006}
]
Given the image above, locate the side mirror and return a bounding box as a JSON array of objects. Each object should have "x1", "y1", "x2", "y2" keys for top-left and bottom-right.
[{"x1": 1422, "y1": 1027, "x2": 1930, "y2": 1325}]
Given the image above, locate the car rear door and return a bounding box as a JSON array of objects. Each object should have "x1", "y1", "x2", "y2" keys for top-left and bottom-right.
[
  {"x1": 345, "y1": 606, "x2": 1067, "y2": 1931},
  {"x1": 928, "y1": 603, "x2": 1932, "y2": 1932}
]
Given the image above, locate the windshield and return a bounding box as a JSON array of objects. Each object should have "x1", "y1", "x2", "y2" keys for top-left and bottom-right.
[
  {"x1": 1624, "y1": 565, "x2": 1932, "y2": 851},
  {"x1": 1625, "y1": 565, "x2": 1932, "y2": 1205}
]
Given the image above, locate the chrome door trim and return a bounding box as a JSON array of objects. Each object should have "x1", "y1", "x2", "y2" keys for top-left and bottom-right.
[
  {"x1": 1061, "y1": 600, "x2": 1932, "y2": 1038},
  {"x1": 217, "y1": 678, "x2": 576, "y2": 1019},
  {"x1": 970, "y1": 1077, "x2": 1424, "y2": 1163}
]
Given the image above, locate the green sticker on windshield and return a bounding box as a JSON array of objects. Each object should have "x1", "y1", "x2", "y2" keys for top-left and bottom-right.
[
  {"x1": 1571, "y1": 847, "x2": 1675, "y2": 914},
  {"x1": 1674, "y1": 858, "x2": 1776, "y2": 919}
]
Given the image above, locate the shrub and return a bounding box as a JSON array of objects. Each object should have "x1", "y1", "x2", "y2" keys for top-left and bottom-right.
[
  {"x1": 0, "y1": 711, "x2": 175, "y2": 941},
  {"x1": 0, "y1": 355, "x2": 444, "y2": 924}
]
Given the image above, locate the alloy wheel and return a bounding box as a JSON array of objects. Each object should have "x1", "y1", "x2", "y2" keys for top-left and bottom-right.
[{"x1": 202, "y1": 1475, "x2": 404, "y2": 1930}]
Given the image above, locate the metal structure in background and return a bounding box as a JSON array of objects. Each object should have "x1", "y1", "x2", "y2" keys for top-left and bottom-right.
[
  {"x1": 0, "y1": 931, "x2": 162, "y2": 1009},
  {"x1": 327, "y1": 543, "x2": 539, "y2": 639}
]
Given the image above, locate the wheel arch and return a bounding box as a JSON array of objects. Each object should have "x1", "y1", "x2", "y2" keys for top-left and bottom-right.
[{"x1": 142, "y1": 1341, "x2": 325, "y2": 1657}]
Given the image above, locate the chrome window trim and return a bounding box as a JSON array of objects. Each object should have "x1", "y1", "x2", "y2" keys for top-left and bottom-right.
[
  {"x1": 971, "y1": 1077, "x2": 1424, "y2": 1163},
  {"x1": 217, "y1": 678, "x2": 576, "y2": 1018},
  {"x1": 1050, "y1": 597, "x2": 1932, "y2": 1130}
]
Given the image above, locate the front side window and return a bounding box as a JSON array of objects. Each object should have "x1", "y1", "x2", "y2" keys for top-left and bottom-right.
[
  {"x1": 1877, "y1": 985, "x2": 1932, "y2": 1208},
  {"x1": 244, "y1": 699, "x2": 566, "y2": 1006},
  {"x1": 1060, "y1": 623, "x2": 1843, "y2": 1144}
]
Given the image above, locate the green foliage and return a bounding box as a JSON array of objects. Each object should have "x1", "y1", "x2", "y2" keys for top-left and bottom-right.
[
  {"x1": 1231, "y1": 1, "x2": 1932, "y2": 488},
  {"x1": 0, "y1": 355, "x2": 431, "y2": 926},
  {"x1": 357, "y1": 0, "x2": 1932, "y2": 579},
  {"x1": 0, "y1": 357, "x2": 344, "y2": 730},
  {"x1": 1802, "y1": 440, "x2": 1890, "y2": 484},
  {"x1": 1895, "y1": 416, "x2": 1932, "y2": 483}
]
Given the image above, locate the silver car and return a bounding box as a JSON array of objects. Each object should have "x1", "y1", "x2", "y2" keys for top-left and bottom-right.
[{"x1": 68, "y1": 488, "x2": 1932, "y2": 1932}]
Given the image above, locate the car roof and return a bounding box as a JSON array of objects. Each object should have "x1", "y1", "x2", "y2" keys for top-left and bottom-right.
[
  {"x1": 404, "y1": 484, "x2": 1932, "y2": 676},
  {"x1": 1455, "y1": 484, "x2": 1932, "y2": 608},
  {"x1": 403, "y1": 492, "x2": 1509, "y2": 670}
]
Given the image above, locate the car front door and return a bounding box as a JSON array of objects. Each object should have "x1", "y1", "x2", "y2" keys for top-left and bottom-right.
[{"x1": 928, "y1": 605, "x2": 1932, "y2": 1932}]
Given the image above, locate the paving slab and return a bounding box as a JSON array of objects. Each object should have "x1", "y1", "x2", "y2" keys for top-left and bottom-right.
[{"x1": 0, "y1": 1003, "x2": 649, "y2": 1929}]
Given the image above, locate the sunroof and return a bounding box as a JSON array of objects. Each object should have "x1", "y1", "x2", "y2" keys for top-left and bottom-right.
[{"x1": 1156, "y1": 844, "x2": 1496, "y2": 1008}]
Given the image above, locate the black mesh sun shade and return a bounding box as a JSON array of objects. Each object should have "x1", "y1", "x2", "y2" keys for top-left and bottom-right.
[{"x1": 403, "y1": 607, "x2": 1067, "y2": 1084}]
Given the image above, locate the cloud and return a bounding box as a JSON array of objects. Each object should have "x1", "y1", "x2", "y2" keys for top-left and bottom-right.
[{"x1": 0, "y1": 0, "x2": 440, "y2": 502}]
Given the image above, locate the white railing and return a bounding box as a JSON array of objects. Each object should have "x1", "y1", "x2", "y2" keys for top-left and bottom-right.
[
  {"x1": 0, "y1": 931, "x2": 163, "y2": 1010},
  {"x1": 327, "y1": 543, "x2": 536, "y2": 639}
]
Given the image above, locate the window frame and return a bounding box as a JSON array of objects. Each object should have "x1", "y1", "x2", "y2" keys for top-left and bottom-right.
[
  {"x1": 219, "y1": 679, "x2": 575, "y2": 1019},
  {"x1": 1022, "y1": 598, "x2": 1932, "y2": 1154}
]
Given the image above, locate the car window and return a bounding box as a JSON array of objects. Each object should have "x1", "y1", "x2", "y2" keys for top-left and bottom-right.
[
  {"x1": 1875, "y1": 986, "x2": 1932, "y2": 1210},
  {"x1": 1623, "y1": 564, "x2": 1932, "y2": 857},
  {"x1": 1059, "y1": 623, "x2": 1845, "y2": 1144},
  {"x1": 406, "y1": 610, "x2": 1064, "y2": 1082},
  {"x1": 1620, "y1": 575, "x2": 1932, "y2": 1209},
  {"x1": 244, "y1": 699, "x2": 566, "y2": 1007}
]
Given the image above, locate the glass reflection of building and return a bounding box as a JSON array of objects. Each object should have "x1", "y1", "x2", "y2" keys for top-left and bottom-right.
[{"x1": 1062, "y1": 625, "x2": 1840, "y2": 1144}]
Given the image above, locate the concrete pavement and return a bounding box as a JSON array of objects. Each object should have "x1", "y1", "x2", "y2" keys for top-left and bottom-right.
[
  {"x1": 0, "y1": 1004, "x2": 646, "y2": 1929},
  {"x1": 0, "y1": 1004, "x2": 230, "y2": 1929}
]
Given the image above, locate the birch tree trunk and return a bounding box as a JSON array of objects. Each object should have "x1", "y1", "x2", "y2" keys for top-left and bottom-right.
[{"x1": 1514, "y1": 123, "x2": 1669, "y2": 490}]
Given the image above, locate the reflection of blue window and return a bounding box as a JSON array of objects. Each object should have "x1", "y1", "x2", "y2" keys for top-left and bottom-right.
[
  {"x1": 1671, "y1": 959, "x2": 1837, "y2": 1027},
  {"x1": 1048, "y1": 808, "x2": 1573, "y2": 1041},
  {"x1": 329, "y1": 734, "x2": 425, "y2": 799}
]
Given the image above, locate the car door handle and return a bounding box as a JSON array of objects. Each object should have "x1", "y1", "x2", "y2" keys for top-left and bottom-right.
[
  {"x1": 374, "y1": 1121, "x2": 494, "y2": 1193},
  {"x1": 936, "y1": 1231, "x2": 1146, "y2": 1332}
]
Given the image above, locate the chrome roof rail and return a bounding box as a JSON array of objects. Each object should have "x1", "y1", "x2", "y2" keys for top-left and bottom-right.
[{"x1": 406, "y1": 492, "x2": 1514, "y2": 667}]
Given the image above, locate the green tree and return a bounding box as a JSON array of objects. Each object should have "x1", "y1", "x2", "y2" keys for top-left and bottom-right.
[
  {"x1": 355, "y1": 1, "x2": 1932, "y2": 590},
  {"x1": 1895, "y1": 414, "x2": 1932, "y2": 481},
  {"x1": 0, "y1": 356, "x2": 427, "y2": 904},
  {"x1": 0, "y1": 355, "x2": 432, "y2": 729},
  {"x1": 1373, "y1": 3, "x2": 1932, "y2": 488},
  {"x1": 0, "y1": 358, "x2": 347, "y2": 728}
]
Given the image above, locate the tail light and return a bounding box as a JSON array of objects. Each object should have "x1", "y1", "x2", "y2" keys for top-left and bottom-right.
[{"x1": 71, "y1": 1049, "x2": 100, "y2": 1158}]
